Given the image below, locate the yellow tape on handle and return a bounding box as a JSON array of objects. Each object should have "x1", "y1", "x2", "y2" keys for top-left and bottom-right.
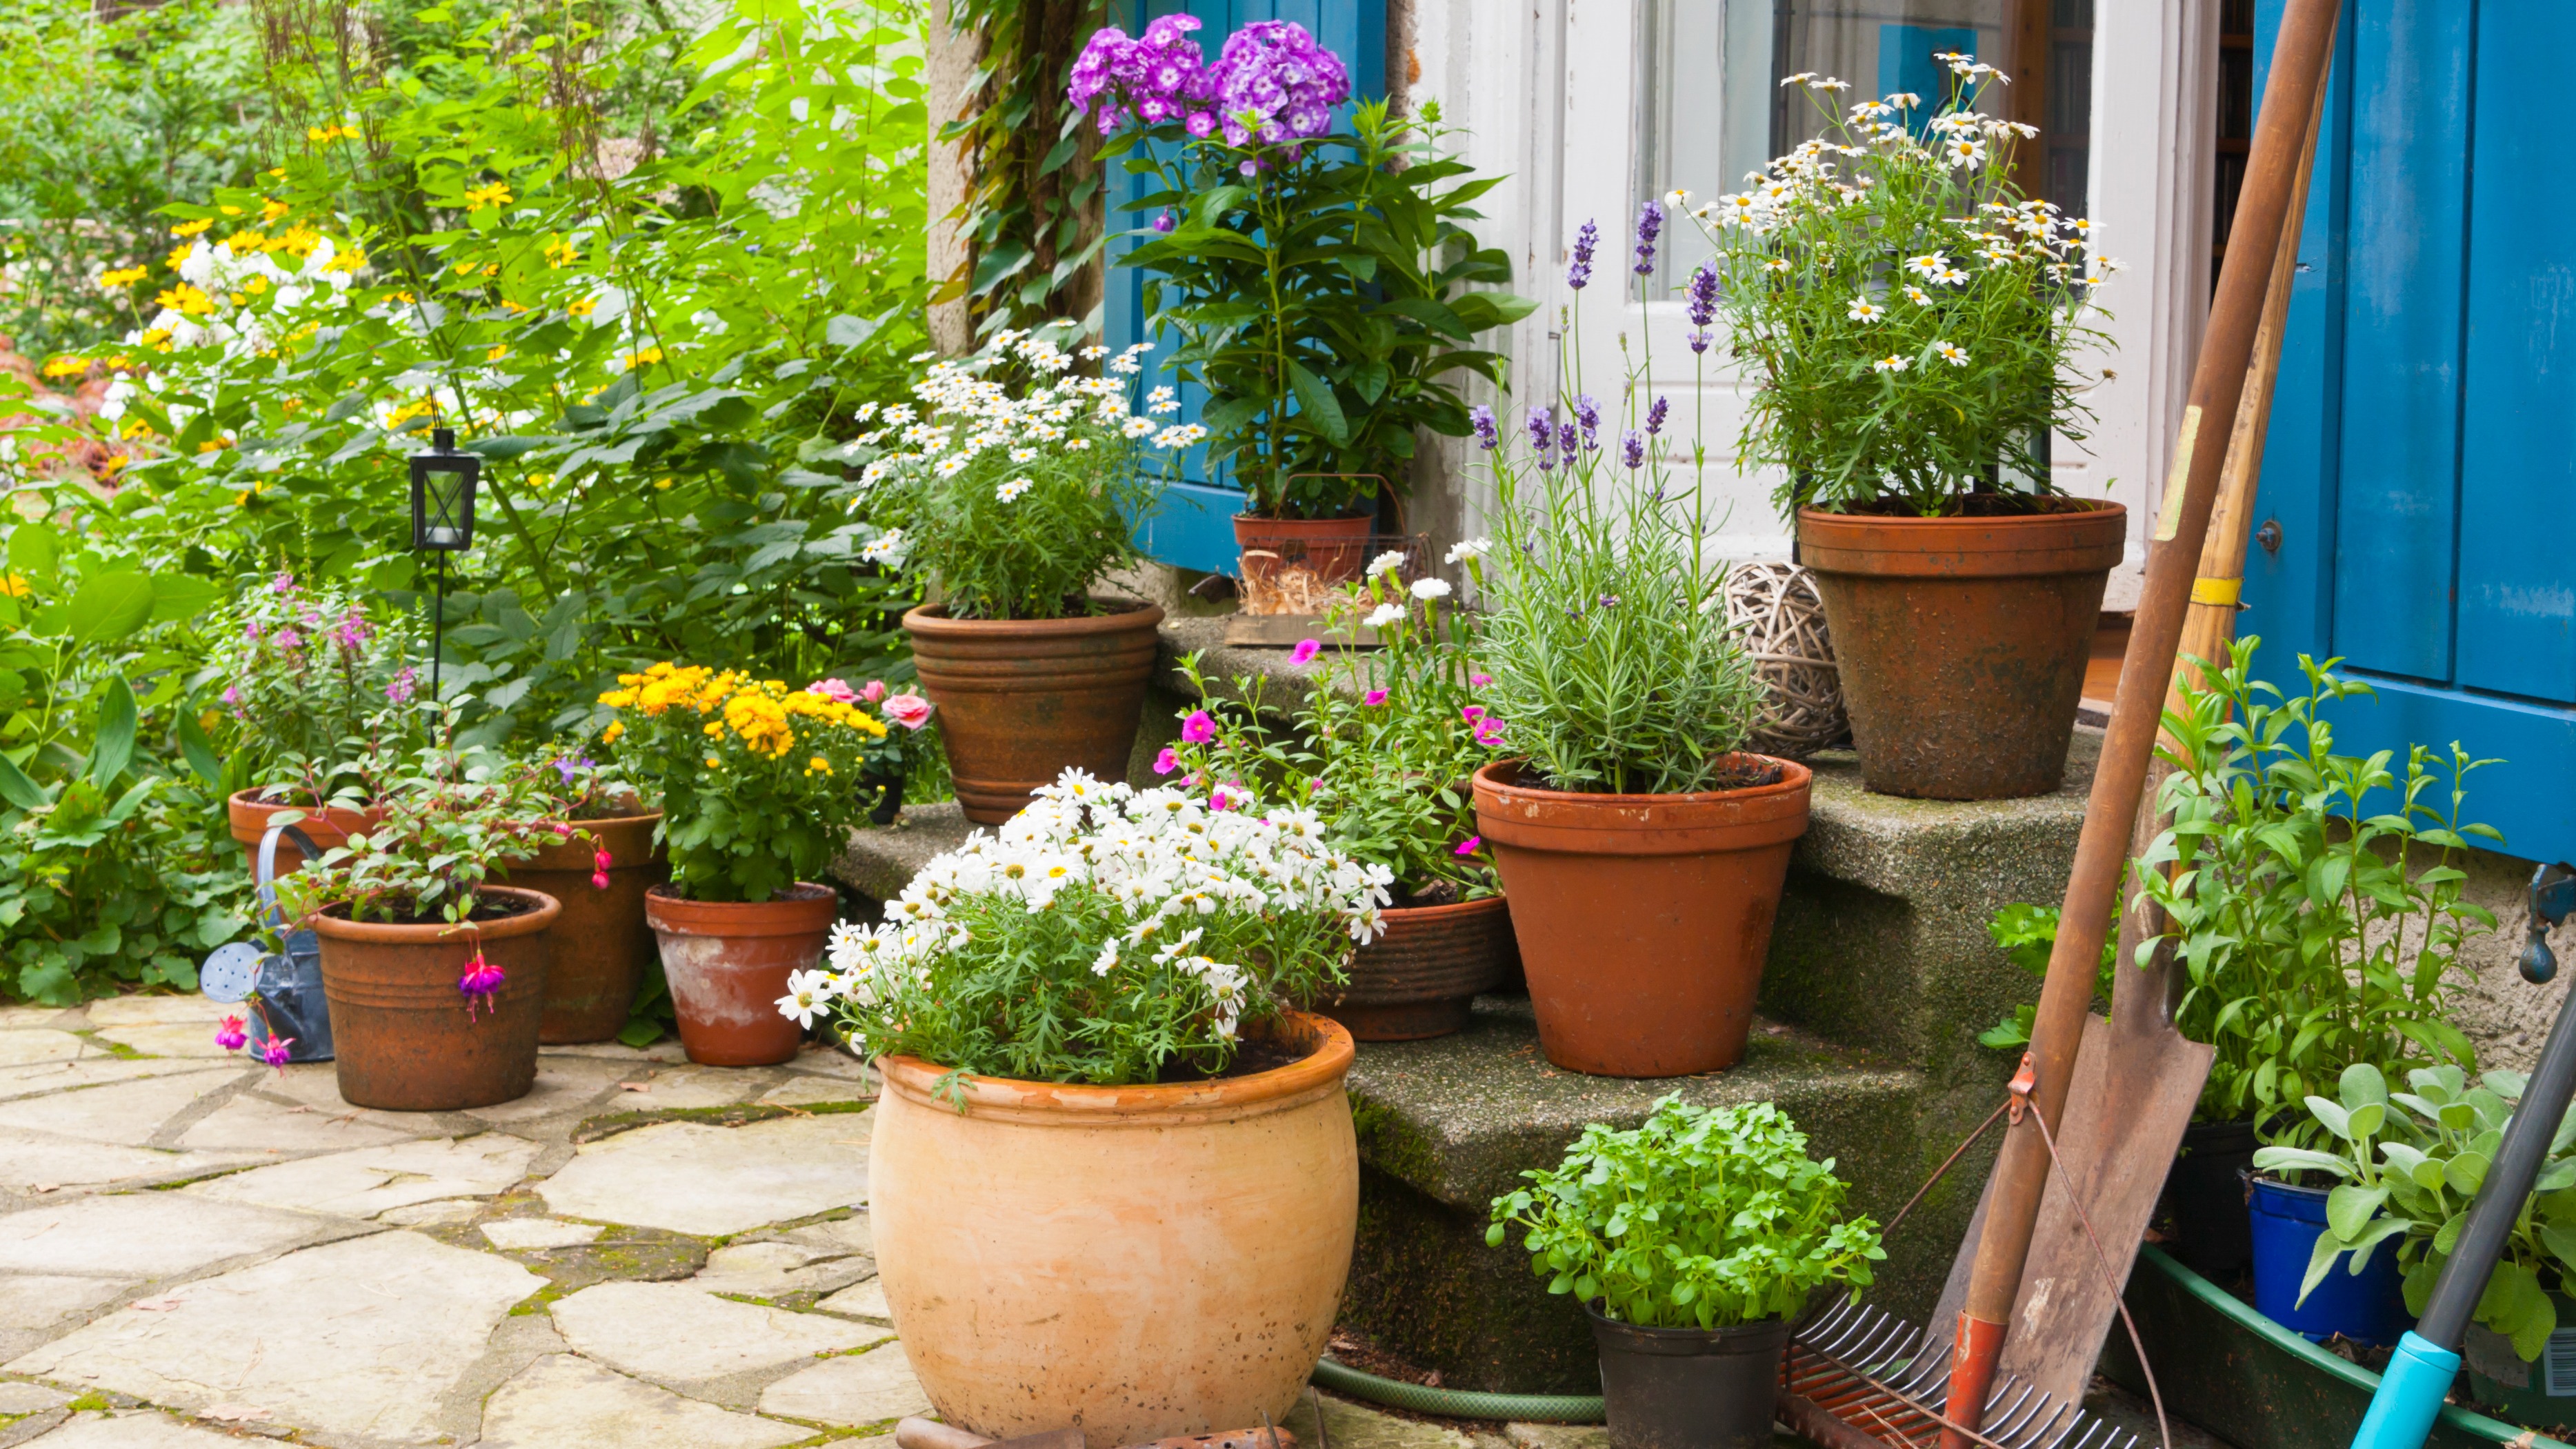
[{"x1": 2189, "y1": 577, "x2": 2242, "y2": 607}]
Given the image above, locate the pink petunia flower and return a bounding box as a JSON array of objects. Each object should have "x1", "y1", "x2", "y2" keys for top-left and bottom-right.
[
  {"x1": 1363, "y1": 689, "x2": 1388, "y2": 706},
  {"x1": 1289, "y1": 638, "x2": 1321, "y2": 665},
  {"x1": 1455, "y1": 835, "x2": 1482, "y2": 856},
  {"x1": 883, "y1": 692, "x2": 935, "y2": 731},
  {"x1": 1181, "y1": 709, "x2": 1216, "y2": 743},
  {"x1": 808, "y1": 677, "x2": 859, "y2": 704},
  {"x1": 215, "y1": 1015, "x2": 248, "y2": 1052},
  {"x1": 1470, "y1": 672, "x2": 1494, "y2": 688},
  {"x1": 1153, "y1": 746, "x2": 1181, "y2": 776},
  {"x1": 1461, "y1": 705, "x2": 1486, "y2": 724}
]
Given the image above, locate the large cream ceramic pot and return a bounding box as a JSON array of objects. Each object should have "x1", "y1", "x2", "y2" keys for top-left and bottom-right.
[{"x1": 869, "y1": 1012, "x2": 1358, "y2": 1446}]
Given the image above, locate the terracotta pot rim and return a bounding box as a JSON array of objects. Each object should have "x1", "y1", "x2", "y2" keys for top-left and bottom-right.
[
  {"x1": 876, "y1": 1010, "x2": 1355, "y2": 1126},
  {"x1": 645, "y1": 881, "x2": 838, "y2": 937},
  {"x1": 308, "y1": 885, "x2": 561, "y2": 945},
  {"x1": 1470, "y1": 756, "x2": 1813, "y2": 809},
  {"x1": 516, "y1": 808, "x2": 664, "y2": 831},
  {"x1": 1375, "y1": 892, "x2": 1509, "y2": 922},
  {"x1": 1795, "y1": 501, "x2": 2128, "y2": 579},
  {"x1": 1231, "y1": 510, "x2": 1377, "y2": 529},
  {"x1": 903, "y1": 600, "x2": 1165, "y2": 637}
]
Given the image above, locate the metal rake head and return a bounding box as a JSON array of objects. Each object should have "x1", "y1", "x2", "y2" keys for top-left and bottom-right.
[{"x1": 1786, "y1": 1299, "x2": 2146, "y2": 1449}]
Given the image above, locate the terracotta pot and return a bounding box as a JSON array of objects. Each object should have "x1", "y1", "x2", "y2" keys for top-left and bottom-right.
[
  {"x1": 310, "y1": 886, "x2": 559, "y2": 1111},
  {"x1": 501, "y1": 812, "x2": 670, "y2": 1045},
  {"x1": 1232, "y1": 512, "x2": 1375, "y2": 615},
  {"x1": 1797, "y1": 501, "x2": 2127, "y2": 800},
  {"x1": 904, "y1": 601, "x2": 1164, "y2": 825},
  {"x1": 871, "y1": 1011, "x2": 1358, "y2": 1446},
  {"x1": 1471, "y1": 759, "x2": 1811, "y2": 1078},
  {"x1": 643, "y1": 883, "x2": 837, "y2": 1066},
  {"x1": 1317, "y1": 894, "x2": 1516, "y2": 1041},
  {"x1": 226, "y1": 789, "x2": 386, "y2": 876}
]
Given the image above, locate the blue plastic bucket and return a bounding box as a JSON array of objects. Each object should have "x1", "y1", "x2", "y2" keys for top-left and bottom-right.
[{"x1": 2248, "y1": 1175, "x2": 2408, "y2": 1345}]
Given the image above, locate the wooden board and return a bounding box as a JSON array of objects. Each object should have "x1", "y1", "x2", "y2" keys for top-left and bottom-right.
[{"x1": 1932, "y1": 1015, "x2": 2216, "y2": 1407}]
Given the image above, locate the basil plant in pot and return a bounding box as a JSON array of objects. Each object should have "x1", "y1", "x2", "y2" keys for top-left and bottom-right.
[
  {"x1": 1466, "y1": 232, "x2": 1808, "y2": 1079},
  {"x1": 851, "y1": 326, "x2": 1167, "y2": 823},
  {"x1": 1490, "y1": 1097, "x2": 1885, "y2": 1449},
  {"x1": 1689, "y1": 54, "x2": 2120, "y2": 800},
  {"x1": 1159, "y1": 555, "x2": 1511, "y2": 1040},
  {"x1": 272, "y1": 759, "x2": 588, "y2": 1112},
  {"x1": 800, "y1": 770, "x2": 1390, "y2": 1443},
  {"x1": 1072, "y1": 15, "x2": 1534, "y2": 604},
  {"x1": 2134, "y1": 639, "x2": 2497, "y2": 1299}
]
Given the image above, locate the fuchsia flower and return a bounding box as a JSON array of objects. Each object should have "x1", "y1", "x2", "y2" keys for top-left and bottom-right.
[
  {"x1": 1153, "y1": 746, "x2": 1181, "y2": 776},
  {"x1": 882, "y1": 692, "x2": 934, "y2": 731},
  {"x1": 860, "y1": 679, "x2": 888, "y2": 703},
  {"x1": 1289, "y1": 638, "x2": 1321, "y2": 665},
  {"x1": 1181, "y1": 709, "x2": 1217, "y2": 743},
  {"x1": 259, "y1": 1036, "x2": 294, "y2": 1068},
  {"x1": 552, "y1": 821, "x2": 575, "y2": 837},
  {"x1": 808, "y1": 677, "x2": 859, "y2": 704},
  {"x1": 591, "y1": 847, "x2": 613, "y2": 890},
  {"x1": 458, "y1": 950, "x2": 506, "y2": 1019},
  {"x1": 1363, "y1": 689, "x2": 1388, "y2": 706},
  {"x1": 1455, "y1": 835, "x2": 1482, "y2": 856},
  {"x1": 214, "y1": 1015, "x2": 248, "y2": 1052}
]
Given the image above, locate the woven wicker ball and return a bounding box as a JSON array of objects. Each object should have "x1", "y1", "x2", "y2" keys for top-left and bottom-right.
[{"x1": 1722, "y1": 560, "x2": 1846, "y2": 760}]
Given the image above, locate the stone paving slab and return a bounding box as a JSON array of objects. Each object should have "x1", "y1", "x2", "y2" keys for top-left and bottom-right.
[
  {"x1": 14, "y1": 1410, "x2": 269, "y2": 1447},
  {"x1": 0, "y1": 1060, "x2": 215, "y2": 1105},
  {"x1": 79, "y1": 1026, "x2": 232, "y2": 1061},
  {"x1": 0, "y1": 1381, "x2": 72, "y2": 1413},
  {"x1": 0, "y1": 1033, "x2": 88, "y2": 1068},
  {"x1": 78, "y1": 1000, "x2": 224, "y2": 1030},
  {"x1": 0, "y1": 1132, "x2": 257, "y2": 1195},
  {"x1": 0, "y1": 1072, "x2": 243, "y2": 1148},
  {"x1": 755, "y1": 1341, "x2": 928, "y2": 1426},
  {"x1": 550, "y1": 1281, "x2": 879, "y2": 1387},
  {"x1": 480, "y1": 1218, "x2": 604, "y2": 1250},
  {"x1": 183, "y1": 1134, "x2": 541, "y2": 1217},
  {"x1": 172, "y1": 1092, "x2": 427, "y2": 1152},
  {"x1": 0, "y1": 1193, "x2": 324, "y2": 1279},
  {"x1": 478, "y1": 1354, "x2": 808, "y2": 1449},
  {"x1": 690, "y1": 1241, "x2": 874, "y2": 1300},
  {"x1": 537, "y1": 1113, "x2": 872, "y2": 1236},
  {"x1": 7, "y1": 1230, "x2": 542, "y2": 1444}
]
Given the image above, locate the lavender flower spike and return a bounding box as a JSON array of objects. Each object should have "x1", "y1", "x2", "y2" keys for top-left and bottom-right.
[
  {"x1": 1633, "y1": 199, "x2": 1664, "y2": 276},
  {"x1": 1620, "y1": 430, "x2": 1646, "y2": 470},
  {"x1": 1646, "y1": 395, "x2": 1669, "y2": 436},
  {"x1": 1470, "y1": 403, "x2": 1499, "y2": 450},
  {"x1": 1686, "y1": 261, "x2": 1719, "y2": 327},
  {"x1": 1572, "y1": 393, "x2": 1601, "y2": 450},
  {"x1": 1557, "y1": 420, "x2": 1580, "y2": 459},
  {"x1": 1567, "y1": 219, "x2": 1598, "y2": 290},
  {"x1": 1525, "y1": 406, "x2": 1554, "y2": 454}
]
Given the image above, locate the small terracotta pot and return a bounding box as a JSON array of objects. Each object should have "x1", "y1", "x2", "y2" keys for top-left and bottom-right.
[
  {"x1": 310, "y1": 886, "x2": 559, "y2": 1111},
  {"x1": 501, "y1": 812, "x2": 670, "y2": 1045},
  {"x1": 643, "y1": 883, "x2": 837, "y2": 1066},
  {"x1": 1232, "y1": 511, "x2": 1375, "y2": 614},
  {"x1": 871, "y1": 1012, "x2": 1358, "y2": 1444},
  {"x1": 227, "y1": 789, "x2": 386, "y2": 876},
  {"x1": 1797, "y1": 501, "x2": 2126, "y2": 800},
  {"x1": 905, "y1": 601, "x2": 1164, "y2": 825},
  {"x1": 1472, "y1": 759, "x2": 1811, "y2": 1078},
  {"x1": 1317, "y1": 894, "x2": 1516, "y2": 1041}
]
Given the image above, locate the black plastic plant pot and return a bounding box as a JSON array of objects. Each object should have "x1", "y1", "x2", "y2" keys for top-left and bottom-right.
[
  {"x1": 1586, "y1": 1303, "x2": 1790, "y2": 1449},
  {"x1": 2162, "y1": 1117, "x2": 2259, "y2": 1279}
]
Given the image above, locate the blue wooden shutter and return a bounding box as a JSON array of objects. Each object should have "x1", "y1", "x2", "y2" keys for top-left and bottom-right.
[
  {"x1": 1102, "y1": 0, "x2": 1388, "y2": 575},
  {"x1": 2249, "y1": 0, "x2": 2576, "y2": 865}
]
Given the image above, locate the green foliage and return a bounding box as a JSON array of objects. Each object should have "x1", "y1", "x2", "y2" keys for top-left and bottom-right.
[
  {"x1": 852, "y1": 326, "x2": 1159, "y2": 620},
  {"x1": 1486, "y1": 1096, "x2": 1885, "y2": 1330},
  {"x1": 0, "y1": 0, "x2": 264, "y2": 354},
  {"x1": 274, "y1": 749, "x2": 559, "y2": 925},
  {"x1": 597, "y1": 664, "x2": 901, "y2": 903},
  {"x1": 2135, "y1": 639, "x2": 2500, "y2": 1148},
  {"x1": 2254, "y1": 1063, "x2": 2576, "y2": 1361},
  {"x1": 1110, "y1": 100, "x2": 1535, "y2": 519},
  {"x1": 1975, "y1": 902, "x2": 2117, "y2": 1052},
  {"x1": 1163, "y1": 565, "x2": 1501, "y2": 901},
  {"x1": 1469, "y1": 304, "x2": 1766, "y2": 796},
  {"x1": 1697, "y1": 64, "x2": 2111, "y2": 517},
  {"x1": 208, "y1": 575, "x2": 428, "y2": 801},
  {"x1": 934, "y1": 0, "x2": 1110, "y2": 329}
]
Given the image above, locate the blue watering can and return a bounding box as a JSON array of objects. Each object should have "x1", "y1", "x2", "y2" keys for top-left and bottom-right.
[
  {"x1": 199, "y1": 819, "x2": 335, "y2": 1062},
  {"x1": 2350, "y1": 861, "x2": 2576, "y2": 1448}
]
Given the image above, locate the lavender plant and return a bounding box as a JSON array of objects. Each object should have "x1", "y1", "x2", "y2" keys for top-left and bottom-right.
[
  {"x1": 1686, "y1": 54, "x2": 2116, "y2": 517},
  {"x1": 1466, "y1": 213, "x2": 1766, "y2": 797}
]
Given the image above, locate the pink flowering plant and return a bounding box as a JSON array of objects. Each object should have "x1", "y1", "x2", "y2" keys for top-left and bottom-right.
[
  {"x1": 206, "y1": 572, "x2": 428, "y2": 804},
  {"x1": 1072, "y1": 17, "x2": 1533, "y2": 520},
  {"x1": 1160, "y1": 556, "x2": 1502, "y2": 903},
  {"x1": 273, "y1": 752, "x2": 590, "y2": 928}
]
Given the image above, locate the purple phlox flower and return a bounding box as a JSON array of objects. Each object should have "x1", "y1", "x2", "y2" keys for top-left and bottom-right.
[
  {"x1": 270, "y1": 571, "x2": 296, "y2": 594},
  {"x1": 386, "y1": 666, "x2": 418, "y2": 705},
  {"x1": 1573, "y1": 394, "x2": 1601, "y2": 450},
  {"x1": 1468, "y1": 403, "x2": 1497, "y2": 450},
  {"x1": 1363, "y1": 688, "x2": 1388, "y2": 706},
  {"x1": 1152, "y1": 209, "x2": 1176, "y2": 234},
  {"x1": 1647, "y1": 395, "x2": 1670, "y2": 436},
  {"x1": 214, "y1": 1014, "x2": 247, "y2": 1052},
  {"x1": 1153, "y1": 745, "x2": 1181, "y2": 775},
  {"x1": 1557, "y1": 420, "x2": 1579, "y2": 459},
  {"x1": 1181, "y1": 708, "x2": 1217, "y2": 744},
  {"x1": 1567, "y1": 219, "x2": 1598, "y2": 290},
  {"x1": 1290, "y1": 638, "x2": 1321, "y2": 666},
  {"x1": 259, "y1": 1035, "x2": 294, "y2": 1068},
  {"x1": 1213, "y1": 21, "x2": 1350, "y2": 150},
  {"x1": 1455, "y1": 835, "x2": 1482, "y2": 857},
  {"x1": 1621, "y1": 430, "x2": 1646, "y2": 470},
  {"x1": 1633, "y1": 199, "x2": 1664, "y2": 275},
  {"x1": 458, "y1": 948, "x2": 506, "y2": 1019}
]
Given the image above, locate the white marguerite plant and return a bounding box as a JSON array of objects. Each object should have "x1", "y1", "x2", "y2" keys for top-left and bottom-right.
[{"x1": 788, "y1": 769, "x2": 1392, "y2": 1088}]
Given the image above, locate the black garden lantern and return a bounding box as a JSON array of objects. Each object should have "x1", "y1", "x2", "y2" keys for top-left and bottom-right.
[
  {"x1": 408, "y1": 426, "x2": 480, "y2": 703},
  {"x1": 409, "y1": 426, "x2": 480, "y2": 551}
]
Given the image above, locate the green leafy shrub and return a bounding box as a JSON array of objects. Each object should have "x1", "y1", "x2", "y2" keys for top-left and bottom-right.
[
  {"x1": 2255, "y1": 1063, "x2": 2576, "y2": 1361},
  {"x1": 2135, "y1": 639, "x2": 2499, "y2": 1149},
  {"x1": 1975, "y1": 902, "x2": 2115, "y2": 1051},
  {"x1": 1487, "y1": 1096, "x2": 1885, "y2": 1328}
]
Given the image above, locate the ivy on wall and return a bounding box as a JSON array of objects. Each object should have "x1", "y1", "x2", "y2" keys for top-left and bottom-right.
[{"x1": 935, "y1": 0, "x2": 1109, "y2": 333}]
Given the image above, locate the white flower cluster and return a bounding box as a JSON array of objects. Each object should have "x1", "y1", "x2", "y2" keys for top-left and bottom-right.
[
  {"x1": 785, "y1": 770, "x2": 1392, "y2": 1040},
  {"x1": 133, "y1": 235, "x2": 358, "y2": 356}
]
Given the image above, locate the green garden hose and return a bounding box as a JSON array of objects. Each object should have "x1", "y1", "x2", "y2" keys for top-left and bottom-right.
[{"x1": 1310, "y1": 1356, "x2": 1605, "y2": 1424}]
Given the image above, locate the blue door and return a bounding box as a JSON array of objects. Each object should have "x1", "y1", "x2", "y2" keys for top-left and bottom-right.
[
  {"x1": 1103, "y1": 0, "x2": 1388, "y2": 575},
  {"x1": 2250, "y1": 0, "x2": 2576, "y2": 865}
]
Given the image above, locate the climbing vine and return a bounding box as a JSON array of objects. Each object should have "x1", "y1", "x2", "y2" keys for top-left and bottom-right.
[{"x1": 936, "y1": 0, "x2": 1110, "y2": 333}]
